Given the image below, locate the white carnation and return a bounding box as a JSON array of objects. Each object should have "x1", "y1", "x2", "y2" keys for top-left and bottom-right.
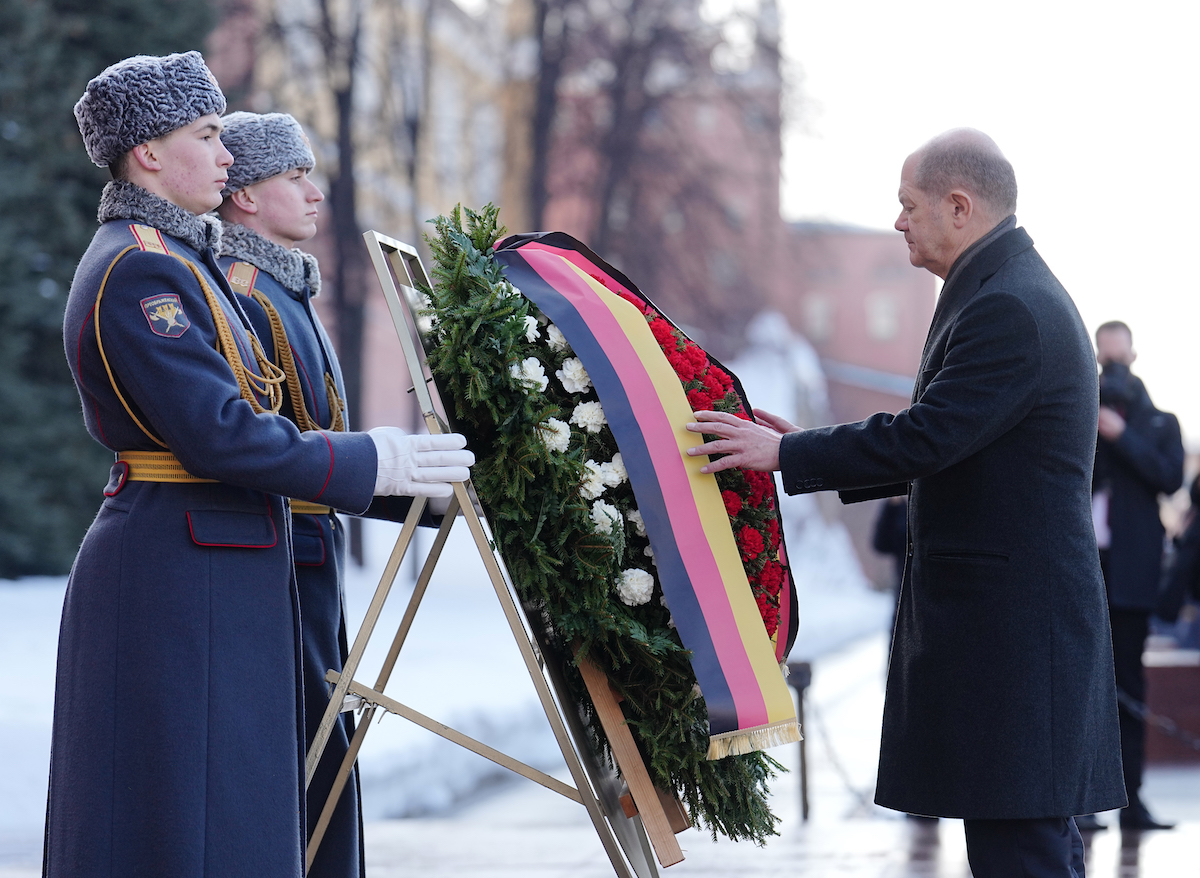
[
  {"x1": 538, "y1": 417, "x2": 571, "y2": 453},
  {"x1": 570, "y1": 400, "x2": 607, "y2": 433},
  {"x1": 523, "y1": 315, "x2": 541, "y2": 343},
  {"x1": 556, "y1": 357, "x2": 593, "y2": 394},
  {"x1": 499, "y1": 282, "x2": 521, "y2": 299},
  {"x1": 643, "y1": 544, "x2": 657, "y2": 566},
  {"x1": 590, "y1": 499, "x2": 621, "y2": 534},
  {"x1": 617, "y1": 568, "x2": 655, "y2": 607},
  {"x1": 600, "y1": 453, "x2": 627, "y2": 488},
  {"x1": 627, "y1": 508, "x2": 646, "y2": 538},
  {"x1": 509, "y1": 357, "x2": 549, "y2": 393},
  {"x1": 546, "y1": 324, "x2": 570, "y2": 353},
  {"x1": 580, "y1": 460, "x2": 606, "y2": 500}
]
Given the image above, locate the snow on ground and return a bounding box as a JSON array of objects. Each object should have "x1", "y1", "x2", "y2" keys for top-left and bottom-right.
[
  {"x1": 341, "y1": 520, "x2": 560, "y2": 820},
  {"x1": 0, "y1": 575, "x2": 64, "y2": 866}
]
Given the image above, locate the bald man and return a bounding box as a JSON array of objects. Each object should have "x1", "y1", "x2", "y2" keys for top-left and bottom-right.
[{"x1": 688, "y1": 130, "x2": 1125, "y2": 876}]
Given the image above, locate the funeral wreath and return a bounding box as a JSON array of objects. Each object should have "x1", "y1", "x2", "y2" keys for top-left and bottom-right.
[{"x1": 422, "y1": 204, "x2": 792, "y2": 843}]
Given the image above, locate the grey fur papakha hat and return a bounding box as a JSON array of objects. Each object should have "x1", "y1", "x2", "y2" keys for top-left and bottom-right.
[
  {"x1": 220, "y1": 112, "x2": 316, "y2": 196},
  {"x1": 74, "y1": 51, "x2": 227, "y2": 168}
]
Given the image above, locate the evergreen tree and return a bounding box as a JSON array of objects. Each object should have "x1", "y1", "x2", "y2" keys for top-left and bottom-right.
[{"x1": 0, "y1": 0, "x2": 217, "y2": 577}]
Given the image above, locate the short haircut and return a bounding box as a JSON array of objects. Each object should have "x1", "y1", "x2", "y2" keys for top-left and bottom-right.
[
  {"x1": 1095, "y1": 320, "x2": 1132, "y2": 343},
  {"x1": 916, "y1": 135, "x2": 1018, "y2": 217},
  {"x1": 108, "y1": 151, "x2": 130, "y2": 181}
]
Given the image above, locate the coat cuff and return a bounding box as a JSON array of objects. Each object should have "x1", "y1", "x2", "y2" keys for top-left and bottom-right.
[
  {"x1": 780, "y1": 430, "x2": 829, "y2": 495},
  {"x1": 316, "y1": 431, "x2": 378, "y2": 515}
]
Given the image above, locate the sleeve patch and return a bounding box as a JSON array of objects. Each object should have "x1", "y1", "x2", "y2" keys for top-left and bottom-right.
[{"x1": 141, "y1": 293, "x2": 191, "y2": 338}]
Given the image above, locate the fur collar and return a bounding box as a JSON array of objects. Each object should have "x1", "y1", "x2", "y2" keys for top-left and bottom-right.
[
  {"x1": 98, "y1": 181, "x2": 221, "y2": 254},
  {"x1": 217, "y1": 221, "x2": 321, "y2": 298}
]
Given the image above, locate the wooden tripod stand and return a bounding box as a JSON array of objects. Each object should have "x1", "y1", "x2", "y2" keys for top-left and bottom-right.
[{"x1": 301, "y1": 231, "x2": 691, "y2": 877}]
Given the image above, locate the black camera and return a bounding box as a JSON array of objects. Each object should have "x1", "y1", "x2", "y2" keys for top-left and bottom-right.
[{"x1": 1099, "y1": 361, "x2": 1136, "y2": 409}]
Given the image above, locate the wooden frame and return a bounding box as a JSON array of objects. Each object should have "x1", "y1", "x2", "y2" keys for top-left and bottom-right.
[{"x1": 302, "y1": 231, "x2": 692, "y2": 877}]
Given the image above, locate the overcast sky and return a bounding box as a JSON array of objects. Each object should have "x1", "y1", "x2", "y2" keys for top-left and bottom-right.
[{"x1": 777, "y1": 0, "x2": 1200, "y2": 443}]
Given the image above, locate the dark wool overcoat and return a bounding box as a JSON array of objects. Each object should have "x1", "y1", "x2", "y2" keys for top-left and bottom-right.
[
  {"x1": 779, "y1": 226, "x2": 1126, "y2": 819},
  {"x1": 50, "y1": 215, "x2": 377, "y2": 878},
  {"x1": 222, "y1": 247, "x2": 365, "y2": 878}
]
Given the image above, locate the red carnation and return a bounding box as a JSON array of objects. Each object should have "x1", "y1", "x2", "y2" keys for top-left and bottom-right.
[
  {"x1": 684, "y1": 343, "x2": 708, "y2": 373},
  {"x1": 722, "y1": 490, "x2": 743, "y2": 517},
  {"x1": 738, "y1": 525, "x2": 765, "y2": 561},
  {"x1": 758, "y1": 560, "x2": 783, "y2": 590},
  {"x1": 649, "y1": 318, "x2": 677, "y2": 349},
  {"x1": 702, "y1": 369, "x2": 725, "y2": 400},
  {"x1": 766, "y1": 518, "x2": 780, "y2": 543},
  {"x1": 668, "y1": 350, "x2": 698, "y2": 382},
  {"x1": 687, "y1": 388, "x2": 711, "y2": 410},
  {"x1": 745, "y1": 471, "x2": 772, "y2": 506}
]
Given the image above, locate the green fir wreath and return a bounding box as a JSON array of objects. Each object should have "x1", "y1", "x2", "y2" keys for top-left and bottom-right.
[{"x1": 422, "y1": 204, "x2": 787, "y2": 843}]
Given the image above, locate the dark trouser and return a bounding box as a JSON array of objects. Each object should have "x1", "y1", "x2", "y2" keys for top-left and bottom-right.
[
  {"x1": 1109, "y1": 607, "x2": 1150, "y2": 806},
  {"x1": 964, "y1": 818, "x2": 1085, "y2": 878}
]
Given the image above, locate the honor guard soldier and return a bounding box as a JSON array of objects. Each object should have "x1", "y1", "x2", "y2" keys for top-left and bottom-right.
[
  {"x1": 48, "y1": 53, "x2": 473, "y2": 878},
  {"x1": 214, "y1": 110, "x2": 391, "y2": 878}
]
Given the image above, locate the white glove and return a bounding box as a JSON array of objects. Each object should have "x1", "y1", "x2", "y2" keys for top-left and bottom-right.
[{"x1": 368, "y1": 427, "x2": 475, "y2": 498}]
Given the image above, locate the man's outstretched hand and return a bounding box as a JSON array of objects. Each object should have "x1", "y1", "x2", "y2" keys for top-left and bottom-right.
[{"x1": 685, "y1": 408, "x2": 799, "y2": 474}]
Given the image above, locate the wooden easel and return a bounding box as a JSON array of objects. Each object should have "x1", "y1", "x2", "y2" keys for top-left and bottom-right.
[{"x1": 301, "y1": 231, "x2": 691, "y2": 877}]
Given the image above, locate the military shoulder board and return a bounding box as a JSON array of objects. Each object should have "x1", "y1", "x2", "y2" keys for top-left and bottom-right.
[
  {"x1": 226, "y1": 261, "x2": 259, "y2": 295},
  {"x1": 129, "y1": 223, "x2": 170, "y2": 256}
]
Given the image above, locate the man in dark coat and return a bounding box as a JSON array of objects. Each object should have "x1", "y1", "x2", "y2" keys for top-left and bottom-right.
[
  {"x1": 50, "y1": 53, "x2": 473, "y2": 878},
  {"x1": 687, "y1": 129, "x2": 1125, "y2": 877},
  {"x1": 1088, "y1": 320, "x2": 1183, "y2": 831}
]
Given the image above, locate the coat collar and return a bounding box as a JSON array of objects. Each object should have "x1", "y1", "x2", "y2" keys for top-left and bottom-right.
[
  {"x1": 929, "y1": 223, "x2": 1034, "y2": 332},
  {"x1": 217, "y1": 221, "x2": 321, "y2": 299},
  {"x1": 97, "y1": 181, "x2": 221, "y2": 255}
]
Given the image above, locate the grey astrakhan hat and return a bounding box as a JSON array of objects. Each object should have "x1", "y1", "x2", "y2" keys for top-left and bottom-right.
[
  {"x1": 74, "y1": 51, "x2": 227, "y2": 168},
  {"x1": 220, "y1": 112, "x2": 316, "y2": 196}
]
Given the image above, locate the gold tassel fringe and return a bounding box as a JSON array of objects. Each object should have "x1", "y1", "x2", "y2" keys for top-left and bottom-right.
[{"x1": 706, "y1": 718, "x2": 802, "y2": 760}]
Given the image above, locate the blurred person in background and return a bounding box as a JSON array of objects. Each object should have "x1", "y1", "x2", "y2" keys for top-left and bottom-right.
[
  {"x1": 1084, "y1": 320, "x2": 1184, "y2": 832},
  {"x1": 1157, "y1": 474, "x2": 1200, "y2": 648}
]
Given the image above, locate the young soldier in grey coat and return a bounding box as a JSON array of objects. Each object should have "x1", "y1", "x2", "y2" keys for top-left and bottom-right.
[{"x1": 215, "y1": 110, "x2": 367, "y2": 878}]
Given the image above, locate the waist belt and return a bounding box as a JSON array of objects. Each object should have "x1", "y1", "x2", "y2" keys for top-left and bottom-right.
[
  {"x1": 117, "y1": 453, "x2": 333, "y2": 514},
  {"x1": 117, "y1": 451, "x2": 217, "y2": 483}
]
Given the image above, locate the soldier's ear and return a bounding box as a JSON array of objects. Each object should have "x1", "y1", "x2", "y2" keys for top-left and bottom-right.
[
  {"x1": 130, "y1": 143, "x2": 161, "y2": 173},
  {"x1": 230, "y1": 187, "x2": 258, "y2": 214}
]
